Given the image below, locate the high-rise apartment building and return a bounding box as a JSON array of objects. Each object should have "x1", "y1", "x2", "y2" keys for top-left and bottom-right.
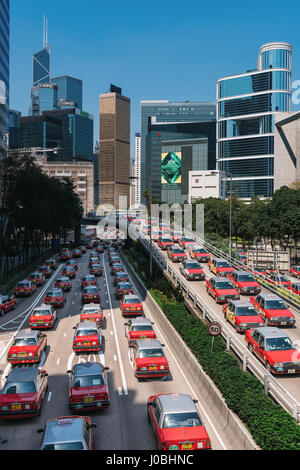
[
  {"x1": 0, "y1": 0, "x2": 9, "y2": 154},
  {"x1": 140, "y1": 101, "x2": 216, "y2": 202},
  {"x1": 51, "y1": 75, "x2": 83, "y2": 110},
  {"x1": 99, "y1": 85, "x2": 130, "y2": 208},
  {"x1": 217, "y1": 42, "x2": 292, "y2": 199},
  {"x1": 134, "y1": 132, "x2": 141, "y2": 206}
]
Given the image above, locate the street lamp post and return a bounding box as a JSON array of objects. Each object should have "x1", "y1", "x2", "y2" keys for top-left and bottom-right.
[
  {"x1": 130, "y1": 175, "x2": 153, "y2": 278},
  {"x1": 223, "y1": 172, "x2": 233, "y2": 260}
]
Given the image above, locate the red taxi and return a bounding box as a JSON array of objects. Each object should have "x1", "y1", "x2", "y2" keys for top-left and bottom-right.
[
  {"x1": 180, "y1": 260, "x2": 205, "y2": 281},
  {"x1": 7, "y1": 329, "x2": 47, "y2": 364},
  {"x1": 245, "y1": 327, "x2": 300, "y2": 374},
  {"x1": 157, "y1": 237, "x2": 174, "y2": 251},
  {"x1": 269, "y1": 274, "x2": 292, "y2": 289},
  {"x1": 45, "y1": 259, "x2": 57, "y2": 270},
  {"x1": 73, "y1": 322, "x2": 102, "y2": 353},
  {"x1": 290, "y1": 266, "x2": 300, "y2": 279},
  {"x1": 125, "y1": 318, "x2": 156, "y2": 346},
  {"x1": 89, "y1": 256, "x2": 100, "y2": 267},
  {"x1": 72, "y1": 249, "x2": 82, "y2": 258},
  {"x1": 130, "y1": 339, "x2": 169, "y2": 379},
  {"x1": 250, "y1": 293, "x2": 295, "y2": 327},
  {"x1": 14, "y1": 280, "x2": 36, "y2": 297},
  {"x1": 0, "y1": 295, "x2": 16, "y2": 316},
  {"x1": 81, "y1": 274, "x2": 97, "y2": 289},
  {"x1": 38, "y1": 265, "x2": 52, "y2": 278},
  {"x1": 68, "y1": 362, "x2": 109, "y2": 411},
  {"x1": 29, "y1": 271, "x2": 45, "y2": 287},
  {"x1": 66, "y1": 259, "x2": 78, "y2": 270},
  {"x1": 113, "y1": 271, "x2": 129, "y2": 285},
  {"x1": 147, "y1": 393, "x2": 211, "y2": 450},
  {"x1": 209, "y1": 258, "x2": 235, "y2": 277},
  {"x1": 120, "y1": 295, "x2": 143, "y2": 316},
  {"x1": 178, "y1": 237, "x2": 194, "y2": 248},
  {"x1": 90, "y1": 264, "x2": 103, "y2": 277},
  {"x1": 80, "y1": 304, "x2": 103, "y2": 328},
  {"x1": 223, "y1": 300, "x2": 264, "y2": 333},
  {"x1": 81, "y1": 286, "x2": 100, "y2": 304},
  {"x1": 115, "y1": 282, "x2": 133, "y2": 299},
  {"x1": 171, "y1": 232, "x2": 183, "y2": 243},
  {"x1": 43, "y1": 288, "x2": 66, "y2": 308},
  {"x1": 189, "y1": 246, "x2": 210, "y2": 263},
  {"x1": 60, "y1": 251, "x2": 72, "y2": 261},
  {"x1": 167, "y1": 246, "x2": 187, "y2": 263},
  {"x1": 111, "y1": 263, "x2": 124, "y2": 274},
  {"x1": 227, "y1": 271, "x2": 261, "y2": 295},
  {"x1": 62, "y1": 265, "x2": 76, "y2": 279},
  {"x1": 0, "y1": 366, "x2": 48, "y2": 419},
  {"x1": 54, "y1": 277, "x2": 72, "y2": 292},
  {"x1": 287, "y1": 282, "x2": 300, "y2": 296},
  {"x1": 206, "y1": 277, "x2": 240, "y2": 303},
  {"x1": 96, "y1": 244, "x2": 105, "y2": 253},
  {"x1": 29, "y1": 304, "x2": 57, "y2": 329}
]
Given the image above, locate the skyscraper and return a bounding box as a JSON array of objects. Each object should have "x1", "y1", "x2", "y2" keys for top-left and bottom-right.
[
  {"x1": 217, "y1": 42, "x2": 292, "y2": 199},
  {"x1": 134, "y1": 132, "x2": 141, "y2": 206},
  {"x1": 51, "y1": 76, "x2": 83, "y2": 110},
  {"x1": 99, "y1": 85, "x2": 130, "y2": 208},
  {"x1": 30, "y1": 83, "x2": 58, "y2": 115},
  {"x1": 32, "y1": 16, "x2": 50, "y2": 86},
  {"x1": 140, "y1": 101, "x2": 216, "y2": 202},
  {"x1": 0, "y1": 0, "x2": 9, "y2": 154}
]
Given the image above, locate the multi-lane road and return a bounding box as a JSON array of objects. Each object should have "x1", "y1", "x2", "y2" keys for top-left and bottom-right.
[{"x1": 0, "y1": 246, "x2": 233, "y2": 450}]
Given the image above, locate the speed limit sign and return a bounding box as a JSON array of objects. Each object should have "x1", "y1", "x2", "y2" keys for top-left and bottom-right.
[{"x1": 208, "y1": 322, "x2": 222, "y2": 337}]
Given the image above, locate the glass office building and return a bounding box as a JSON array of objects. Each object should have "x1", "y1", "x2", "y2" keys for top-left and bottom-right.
[
  {"x1": 140, "y1": 101, "x2": 216, "y2": 202},
  {"x1": 33, "y1": 47, "x2": 50, "y2": 86},
  {"x1": 30, "y1": 84, "x2": 58, "y2": 116},
  {"x1": 217, "y1": 42, "x2": 292, "y2": 199},
  {"x1": 51, "y1": 76, "x2": 83, "y2": 110},
  {"x1": 145, "y1": 120, "x2": 216, "y2": 204},
  {"x1": 0, "y1": 0, "x2": 9, "y2": 154},
  {"x1": 19, "y1": 108, "x2": 93, "y2": 162}
]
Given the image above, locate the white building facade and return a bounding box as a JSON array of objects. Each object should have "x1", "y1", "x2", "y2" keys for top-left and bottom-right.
[{"x1": 188, "y1": 170, "x2": 226, "y2": 202}]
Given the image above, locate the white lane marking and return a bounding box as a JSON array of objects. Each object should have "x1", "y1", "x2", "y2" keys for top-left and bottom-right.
[
  {"x1": 110, "y1": 330, "x2": 113, "y2": 336},
  {"x1": 108, "y1": 312, "x2": 111, "y2": 317},
  {"x1": 2, "y1": 363, "x2": 11, "y2": 387},
  {"x1": 103, "y1": 253, "x2": 128, "y2": 395},
  {"x1": 56, "y1": 358, "x2": 60, "y2": 366},
  {"x1": 0, "y1": 265, "x2": 63, "y2": 361},
  {"x1": 67, "y1": 351, "x2": 75, "y2": 372},
  {"x1": 64, "y1": 332, "x2": 67, "y2": 338},
  {"x1": 125, "y1": 260, "x2": 228, "y2": 450},
  {"x1": 47, "y1": 391, "x2": 52, "y2": 402},
  {"x1": 113, "y1": 355, "x2": 117, "y2": 362},
  {"x1": 118, "y1": 387, "x2": 123, "y2": 395},
  {"x1": 127, "y1": 349, "x2": 134, "y2": 369}
]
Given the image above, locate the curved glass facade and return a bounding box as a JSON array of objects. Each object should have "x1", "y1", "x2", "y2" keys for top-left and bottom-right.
[
  {"x1": 217, "y1": 42, "x2": 292, "y2": 199},
  {"x1": 260, "y1": 48, "x2": 291, "y2": 71},
  {"x1": 218, "y1": 70, "x2": 291, "y2": 99},
  {"x1": 0, "y1": 0, "x2": 9, "y2": 154}
]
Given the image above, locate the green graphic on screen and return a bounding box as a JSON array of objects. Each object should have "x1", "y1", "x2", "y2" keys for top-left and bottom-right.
[{"x1": 161, "y1": 152, "x2": 182, "y2": 184}]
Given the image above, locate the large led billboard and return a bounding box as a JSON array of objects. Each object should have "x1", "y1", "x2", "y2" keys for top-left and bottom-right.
[{"x1": 161, "y1": 151, "x2": 182, "y2": 184}]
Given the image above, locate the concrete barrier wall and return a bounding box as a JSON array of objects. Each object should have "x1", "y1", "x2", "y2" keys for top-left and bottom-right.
[{"x1": 121, "y1": 253, "x2": 259, "y2": 450}]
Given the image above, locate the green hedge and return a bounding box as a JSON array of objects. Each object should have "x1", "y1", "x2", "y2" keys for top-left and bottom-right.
[{"x1": 123, "y1": 242, "x2": 300, "y2": 450}]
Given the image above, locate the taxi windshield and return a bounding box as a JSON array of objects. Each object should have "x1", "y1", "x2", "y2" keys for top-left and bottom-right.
[
  {"x1": 13, "y1": 338, "x2": 37, "y2": 346},
  {"x1": 238, "y1": 275, "x2": 255, "y2": 282},
  {"x1": 171, "y1": 249, "x2": 184, "y2": 254},
  {"x1": 32, "y1": 310, "x2": 51, "y2": 316},
  {"x1": 138, "y1": 348, "x2": 164, "y2": 358},
  {"x1": 215, "y1": 282, "x2": 233, "y2": 290},
  {"x1": 163, "y1": 412, "x2": 202, "y2": 428},
  {"x1": 17, "y1": 282, "x2": 29, "y2": 287},
  {"x1": 265, "y1": 337, "x2": 294, "y2": 351},
  {"x1": 119, "y1": 283, "x2": 131, "y2": 289},
  {"x1": 72, "y1": 374, "x2": 104, "y2": 388},
  {"x1": 84, "y1": 287, "x2": 98, "y2": 293},
  {"x1": 216, "y1": 261, "x2": 230, "y2": 268},
  {"x1": 83, "y1": 308, "x2": 101, "y2": 314},
  {"x1": 236, "y1": 306, "x2": 257, "y2": 316},
  {"x1": 42, "y1": 442, "x2": 84, "y2": 450},
  {"x1": 84, "y1": 276, "x2": 95, "y2": 281},
  {"x1": 194, "y1": 249, "x2": 208, "y2": 253},
  {"x1": 276, "y1": 276, "x2": 289, "y2": 282},
  {"x1": 60, "y1": 278, "x2": 69, "y2": 283},
  {"x1": 265, "y1": 300, "x2": 287, "y2": 310},
  {"x1": 47, "y1": 291, "x2": 61, "y2": 297},
  {"x1": 186, "y1": 263, "x2": 200, "y2": 269},
  {"x1": 124, "y1": 298, "x2": 140, "y2": 304},
  {"x1": 132, "y1": 325, "x2": 153, "y2": 331},
  {"x1": 76, "y1": 329, "x2": 98, "y2": 337},
  {"x1": 2, "y1": 381, "x2": 36, "y2": 394}
]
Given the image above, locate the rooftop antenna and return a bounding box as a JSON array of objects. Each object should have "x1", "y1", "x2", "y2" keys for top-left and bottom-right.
[{"x1": 43, "y1": 14, "x2": 48, "y2": 49}]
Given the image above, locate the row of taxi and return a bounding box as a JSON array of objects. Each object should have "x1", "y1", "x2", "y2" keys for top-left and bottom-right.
[
  {"x1": 104, "y1": 235, "x2": 212, "y2": 451},
  {"x1": 139, "y1": 221, "x2": 300, "y2": 377}
]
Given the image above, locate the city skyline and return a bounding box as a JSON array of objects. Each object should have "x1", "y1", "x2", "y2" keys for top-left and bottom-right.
[{"x1": 10, "y1": 0, "x2": 300, "y2": 153}]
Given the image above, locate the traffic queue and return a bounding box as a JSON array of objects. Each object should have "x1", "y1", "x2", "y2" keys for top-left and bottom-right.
[
  {"x1": 136, "y1": 216, "x2": 300, "y2": 377},
  {"x1": 0, "y1": 233, "x2": 212, "y2": 451}
]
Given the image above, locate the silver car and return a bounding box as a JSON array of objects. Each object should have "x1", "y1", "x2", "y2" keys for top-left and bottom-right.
[{"x1": 38, "y1": 416, "x2": 97, "y2": 450}]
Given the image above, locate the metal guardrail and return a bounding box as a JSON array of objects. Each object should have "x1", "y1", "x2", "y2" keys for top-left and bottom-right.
[{"x1": 138, "y1": 233, "x2": 300, "y2": 422}]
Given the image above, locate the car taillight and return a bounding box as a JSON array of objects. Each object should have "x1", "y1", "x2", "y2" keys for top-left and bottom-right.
[
  {"x1": 100, "y1": 393, "x2": 108, "y2": 400},
  {"x1": 206, "y1": 440, "x2": 211, "y2": 449},
  {"x1": 161, "y1": 442, "x2": 168, "y2": 450}
]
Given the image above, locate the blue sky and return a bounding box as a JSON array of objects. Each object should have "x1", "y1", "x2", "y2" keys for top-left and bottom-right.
[{"x1": 10, "y1": 0, "x2": 300, "y2": 155}]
